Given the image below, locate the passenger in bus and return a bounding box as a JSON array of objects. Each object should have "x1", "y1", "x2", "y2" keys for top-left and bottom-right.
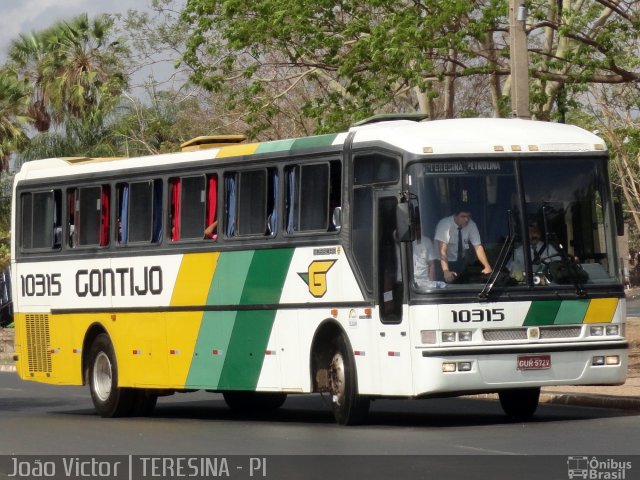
[
  {"x1": 435, "y1": 207, "x2": 492, "y2": 283},
  {"x1": 204, "y1": 220, "x2": 218, "y2": 239},
  {"x1": 508, "y1": 223, "x2": 557, "y2": 280},
  {"x1": 412, "y1": 212, "x2": 437, "y2": 289}
]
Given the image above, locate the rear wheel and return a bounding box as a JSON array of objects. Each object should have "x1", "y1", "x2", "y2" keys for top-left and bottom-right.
[
  {"x1": 223, "y1": 392, "x2": 287, "y2": 413},
  {"x1": 328, "y1": 334, "x2": 370, "y2": 425},
  {"x1": 89, "y1": 333, "x2": 135, "y2": 418},
  {"x1": 498, "y1": 387, "x2": 541, "y2": 419}
]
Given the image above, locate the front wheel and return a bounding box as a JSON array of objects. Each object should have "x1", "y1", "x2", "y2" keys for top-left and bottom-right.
[
  {"x1": 328, "y1": 334, "x2": 370, "y2": 425},
  {"x1": 88, "y1": 333, "x2": 135, "y2": 418},
  {"x1": 498, "y1": 387, "x2": 541, "y2": 420}
]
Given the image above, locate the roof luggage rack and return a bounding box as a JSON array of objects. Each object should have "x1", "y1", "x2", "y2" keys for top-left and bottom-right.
[{"x1": 180, "y1": 135, "x2": 247, "y2": 152}]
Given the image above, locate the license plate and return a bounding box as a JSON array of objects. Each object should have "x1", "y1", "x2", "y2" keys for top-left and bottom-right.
[{"x1": 517, "y1": 355, "x2": 551, "y2": 370}]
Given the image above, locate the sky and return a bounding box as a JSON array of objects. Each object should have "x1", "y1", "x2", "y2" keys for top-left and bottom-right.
[{"x1": 0, "y1": 0, "x2": 153, "y2": 60}]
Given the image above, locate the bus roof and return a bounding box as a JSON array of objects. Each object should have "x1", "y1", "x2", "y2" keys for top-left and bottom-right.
[{"x1": 14, "y1": 118, "x2": 606, "y2": 182}]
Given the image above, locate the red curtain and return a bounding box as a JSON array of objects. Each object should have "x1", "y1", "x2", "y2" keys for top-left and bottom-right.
[
  {"x1": 171, "y1": 179, "x2": 181, "y2": 241},
  {"x1": 207, "y1": 175, "x2": 217, "y2": 226},
  {"x1": 99, "y1": 187, "x2": 110, "y2": 246}
]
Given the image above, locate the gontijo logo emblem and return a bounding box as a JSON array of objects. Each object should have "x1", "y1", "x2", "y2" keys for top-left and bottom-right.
[{"x1": 298, "y1": 260, "x2": 337, "y2": 298}]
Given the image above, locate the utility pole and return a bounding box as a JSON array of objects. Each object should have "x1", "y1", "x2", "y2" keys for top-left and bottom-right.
[{"x1": 509, "y1": 0, "x2": 531, "y2": 119}]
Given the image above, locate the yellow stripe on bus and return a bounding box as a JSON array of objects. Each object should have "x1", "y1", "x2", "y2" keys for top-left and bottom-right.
[
  {"x1": 163, "y1": 252, "x2": 221, "y2": 387},
  {"x1": 214, "y1": 143, "x2": 260, "y2": 158},
  {"x1": 170, "y1": 252, "x2": 220, "y2": 306},
  {"x1": 582, "y1": 298, "x2": 618, "y2": 324}
]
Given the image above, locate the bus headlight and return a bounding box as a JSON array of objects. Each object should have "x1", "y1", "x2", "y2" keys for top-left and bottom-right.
[
  {"x1": 442, "y1": 362, "x2": 457, "y2": 372},
  {"x1": 421, "y1": 330, "x2": 436, "y2": 344},
  {"x1": 442, "y1": 332, "x2": 456, "y2": 343},
  {"x1": 590, "y1": 326, "x2": 604, "y2": 336},
  {"x1": 457, "y1": 361, "x2": 473, "y2": 372},
  {"x1": 605, "y1": 325, "x2": 619, "y2": 336},
  {"x1": 605, "y1": 355, "x2": 620, "y2": 365},
  {"x1": 458, "y1": 331, "x2": 473, "y2": 342}
]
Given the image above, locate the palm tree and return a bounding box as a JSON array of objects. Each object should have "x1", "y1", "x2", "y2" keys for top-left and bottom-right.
[
  {"x1": 0, "y1": 70, "x2": 31, "y2": 170},
  {"x1": 8, "y1": 13, "x2": 128, "y2": 133},
  {"x1": 8, "y1": 32, "x2": 51, "y2": 131},
  {"x1": 42, "y1": 14, "x2": 128, "y2": 124}
]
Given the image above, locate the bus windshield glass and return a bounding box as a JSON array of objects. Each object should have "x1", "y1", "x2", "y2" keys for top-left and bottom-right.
[{"x1": 406, "y1": 157, "x2": 618, "y2": 293}]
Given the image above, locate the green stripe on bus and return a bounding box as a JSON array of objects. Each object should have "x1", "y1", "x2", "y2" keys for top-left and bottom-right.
[
  {"x1": 523, "y1": 300, "x2": 562, "y2": 326},
  {"x1": 185, "y1": 251, "x2": 254, "y2": 388},
  {"x1": 291, "y1": 134, "x2": 338, "y2": 150},
  {"x1": 554, "y1": 300, "x2": 590, "y2": 324},
  {"x1": 255, "y1": 139, "x2": 296, "y2": 154},
  {"x1": 217, "y1": 248, "x2": 294, "y2": 390}
]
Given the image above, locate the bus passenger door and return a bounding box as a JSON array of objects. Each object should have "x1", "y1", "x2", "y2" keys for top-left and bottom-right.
[{"x1": 375, "y1": 194, "x2": 412, "y2": 396}]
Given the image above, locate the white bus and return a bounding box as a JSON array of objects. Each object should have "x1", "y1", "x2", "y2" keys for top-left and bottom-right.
[{"x1": 11, "y1": 116, "x2": 627, "y2": 424}]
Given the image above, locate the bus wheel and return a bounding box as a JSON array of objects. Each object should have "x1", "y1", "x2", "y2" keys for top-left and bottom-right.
[
  {"x1": 223, "y1": 392, "x2": 287, "y2": 413},
  {"x1": 328, "y1": 334, "x2": 370, "y2": 425},
  {"x1": 498, "y1": 387, "x2": 541, "y2": 420},
  {"x1": 89, "y1": 333, "x2": 135, "y2": 418}
]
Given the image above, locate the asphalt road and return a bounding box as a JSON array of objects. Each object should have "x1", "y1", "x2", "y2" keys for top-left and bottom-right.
[{"x1": 2, "y1": 373, "x2": 640, "y2": 479}]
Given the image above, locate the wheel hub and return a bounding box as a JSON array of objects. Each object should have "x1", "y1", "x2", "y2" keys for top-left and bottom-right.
[{"x1": 93, "y1": 351, "x2": 113, "y2": 402}]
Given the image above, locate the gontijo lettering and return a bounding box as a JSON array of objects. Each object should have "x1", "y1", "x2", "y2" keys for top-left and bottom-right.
[{"x1": 76, "y1": 267, "x2": 163, "y2": 297}]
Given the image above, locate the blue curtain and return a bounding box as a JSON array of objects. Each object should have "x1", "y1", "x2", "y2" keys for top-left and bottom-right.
[
  {"x1": 270, "y1": 169, "x2": 278, "y2": 235},
  {"x1": 120, "y1": 185, "x2": 129, "y2": 243},
  {"x1": 225, "y1": 175, "x2": 236, "y2": 237}
]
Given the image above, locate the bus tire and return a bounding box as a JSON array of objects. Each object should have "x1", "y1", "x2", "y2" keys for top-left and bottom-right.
[
  {"x1": 88, "y1": 333, "x2": 135, "y2": 418},
  {"x1": 498, "y1": 387, "x2": 541, "y2": 419},
  {"x1": 223, "y1": 392, "x2": 287, "y2": 413},
  {"x1": 328, "y1": 334, "x2": 370, "y2": 425}
]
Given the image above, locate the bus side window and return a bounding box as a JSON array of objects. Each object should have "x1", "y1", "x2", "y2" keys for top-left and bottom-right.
[
  {"x1": 20, "y1": 190, "x2": 61, "y2": 250},
  {"x1": 237, "y1": 169, "x2": 267, "y2": 236},
  {"x1": 117, "y1": 180, "x2": 162, "y2": 244},
  {"x1": 178, "y1": 175, "x2": 206, "y2": 240},
  {"x1": 226, "y1": 168, "x2": 275, "y2": 238},
  {"x1": 286, "y1": 161, "x2": 338, "y2": 233},
  {"x1": 72, "y1": 185, "x2": 107, "y2": 247}
]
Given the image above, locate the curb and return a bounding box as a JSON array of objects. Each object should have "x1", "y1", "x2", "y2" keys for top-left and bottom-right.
[
  {"x1": 469, "y1": 391, "x2": 640, "y2": 411},
  {"x1": 540, "y1": 392, "x2": 640, "y2": 411}
]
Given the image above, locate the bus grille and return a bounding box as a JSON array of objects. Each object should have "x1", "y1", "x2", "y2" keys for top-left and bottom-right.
[
  {"x1": 25, "y1": 314, "x2": 52, "y2": 374},
  {"x1": 539, "y1": 326, "x2": 582, "y2": 339},
  {"x1": 483, "y1": 329, "x2": 527, "y2": 341},
  {"x1": 483, "y1": 326, "x2": 582, "y2": 341}
]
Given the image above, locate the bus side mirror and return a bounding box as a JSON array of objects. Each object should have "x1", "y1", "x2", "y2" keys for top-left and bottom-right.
[
  {"x1": 396, "y1": 202, "x2": 415, "y2": 242},
  {"x1": 614, "y1": 201, "x2": 624, "y2": 237}
]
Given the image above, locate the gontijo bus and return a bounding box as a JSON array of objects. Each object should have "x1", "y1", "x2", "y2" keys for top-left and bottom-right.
[{"x1": 11, "y1": 116, "x2": 628, "y2": 424}]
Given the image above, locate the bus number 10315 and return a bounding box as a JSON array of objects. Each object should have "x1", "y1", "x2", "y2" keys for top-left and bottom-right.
[{"x1": 452, "y1": 308, "x2": 505, "y2": 323}]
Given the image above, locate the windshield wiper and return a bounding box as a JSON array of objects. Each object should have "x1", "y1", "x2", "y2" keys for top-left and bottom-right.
[{"x1": 479, "y1": 211, "x2": 516, "y2": 300}]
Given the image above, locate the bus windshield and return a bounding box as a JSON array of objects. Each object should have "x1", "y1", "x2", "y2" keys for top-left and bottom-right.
[{"x1": 406, "y1": 157, "x2": 618, "y2": 293}]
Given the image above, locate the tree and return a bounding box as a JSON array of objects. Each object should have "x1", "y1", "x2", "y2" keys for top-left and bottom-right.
[
  {"x1": 180, "y1": 0, "x2": 506, "y2": 133},
  {"x1": 180, "y1": 0, "x2": 640, "y2": 132},
  {"x1": 526, "y1": 0, "x2": 640, "y2": 121},
  {"x1": 8, "y1": 13, "x2": 128, "y2": 133},
  {"x1": 0, "y1": 70, "x2": 31, "y2": 170}
]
